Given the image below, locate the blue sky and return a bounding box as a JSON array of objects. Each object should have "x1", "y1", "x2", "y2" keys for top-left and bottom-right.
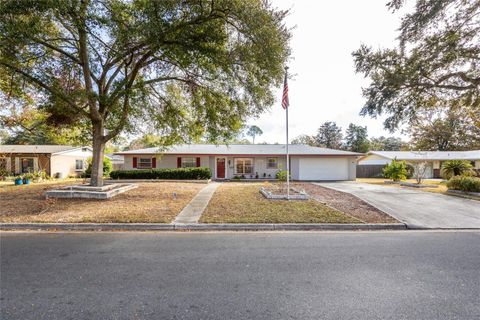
[{"x1": 248, "y1": 0, "x2": 413, "y2": 143}]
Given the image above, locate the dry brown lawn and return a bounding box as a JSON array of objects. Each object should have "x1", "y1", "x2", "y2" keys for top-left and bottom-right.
[
  {"x1": 0, "y1": 181, "x2": 203, "y2": 223},
  {"x1": 200, "y1": 182, "x2": 360, "y2": 224}
]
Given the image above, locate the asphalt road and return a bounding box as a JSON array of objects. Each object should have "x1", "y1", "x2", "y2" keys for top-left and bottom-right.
[
  {"x1": 316, "y1": 182, "x2": 480, "y2": 229},
  {"x1": 1, "y1": 231, "x2": 479, "y2": 320}
]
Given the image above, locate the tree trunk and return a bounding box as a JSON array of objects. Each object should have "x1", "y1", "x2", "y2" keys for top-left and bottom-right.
[{"x1": 90, "y1": 122, "x2": 106, "y2": 187}]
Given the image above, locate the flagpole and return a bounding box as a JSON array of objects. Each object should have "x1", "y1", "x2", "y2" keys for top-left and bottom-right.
[{"x1": 285, "y1": 67, "x2": 290, "y2": 200}]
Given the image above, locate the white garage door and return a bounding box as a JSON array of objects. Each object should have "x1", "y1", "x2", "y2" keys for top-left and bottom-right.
[{"x1": 299, "y1": 157, "x2": 349, "y2": 181}]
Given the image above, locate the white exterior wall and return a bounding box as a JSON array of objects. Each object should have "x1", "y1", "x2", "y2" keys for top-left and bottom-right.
[
  {"x1": 123, "y1": 154, "x2": 211, "y2": 170},
  {"x1": 297, "y1": 157, "x2": 356, "y2": 181},
  {"x1": 475, "y1": 160, "x2": 480, "y2": 169},
  {"x1": 211, "y1": 156, "x2": 286, "y2": 179},
  {"x1": 358, "y1": 154, "x2": 391, "y2": 165},
  {"x1": 121, "y1": 154, "x2": 356, "y2": 181},
  {"x1": 50, "y1": 148, "x2": 92, "y2": 178},
  {"x1": 406, "y1": 161, "x2": 434, "y2": 179}
]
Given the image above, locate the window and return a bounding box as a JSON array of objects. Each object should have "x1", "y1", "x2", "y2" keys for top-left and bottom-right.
[
  {"x1": 182, "y1": 157, "x2": 196, "y2": 168},
  {"x1": 138, "y1": 158, "x2": 152, "y2": 169},
  {"x1": 21, "y1": 158, "x2": 34, "y2": 173},
  {"x1": 0, "y1": 158, "x2": 6, "y2": 170},
  {"x1": 266, "y1": 157, "x2": 278, "y2": 169},
  {"x1": 234, "y1": 158, "x2": 254, "y2": 174},
  {"x1": 75, "y1": 159, "x2": 84, "y2": 171}
]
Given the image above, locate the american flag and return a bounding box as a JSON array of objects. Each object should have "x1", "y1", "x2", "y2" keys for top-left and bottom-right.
[{"x1": 282, "y1": 71, "x2": 289, "y2": 109}]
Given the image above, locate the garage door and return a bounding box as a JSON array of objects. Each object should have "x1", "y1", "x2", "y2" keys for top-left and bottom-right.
[{"x1": 299, "y1": 157, "x2": 349, "y2": 181}]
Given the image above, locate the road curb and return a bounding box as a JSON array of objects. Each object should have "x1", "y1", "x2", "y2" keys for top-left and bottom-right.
[{"x1": 0, "y1": 223, "x2": 407, "y2": 231}]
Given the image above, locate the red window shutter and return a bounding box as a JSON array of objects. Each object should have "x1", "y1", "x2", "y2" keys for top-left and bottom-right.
[
  {"x1": 152, "y1": 157, "x2": 157, "y2": 168},
  {"x1": 196, "y1": 157, "x2": 201, "y2": 167},
  {"x1": 133, "y1": 157, "x2": 137, "y2": 168},
  {"x1": 177, "y1": 157, "x2": 182, "y2": 168}
]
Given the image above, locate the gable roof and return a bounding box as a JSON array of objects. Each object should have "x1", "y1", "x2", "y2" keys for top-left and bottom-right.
[
  {"x1": 115, "y1": 144, "x2": 363, "y2": 156},
  {"x1": 0, "y1": 145, "x2": 89, "y2": 155},
  {"x1": 366, "y1": 150, "x2": 480, "y2": 161}
]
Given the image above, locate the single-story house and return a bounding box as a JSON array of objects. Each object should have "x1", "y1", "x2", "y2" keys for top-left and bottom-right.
[
  {"x1": 105, "y1": 153, "x2": 124, "y2": 171},
  {"x1": 0, "y1": 145, "x2": 92, "y2": 178},
  {"x1": 358, "y1": 150, "x2": 480, "y2": 178},
  {"x1": 115, "y1": 144, "x2": 362, "y2": 181}
]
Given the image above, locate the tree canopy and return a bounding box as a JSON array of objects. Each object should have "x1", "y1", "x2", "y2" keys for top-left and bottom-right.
[
  {"x1": 291, "y1": 134, "x2": 315, "y2": 146},
  {"x1": 0, "y1": 0, "x2": 290, "y2": 185},
  {"x1": 0, "y1": 107, "x2": 90, "y2": 145},
  {"x1": 315, "y1": 121, "x2": 343, "y2": 149},
  {"x1": 344, "y1": 123, "x2": 369, "y2": 153},
  {"x1": 353, "y1": 0, "x2": 480, "y2": 131},
  {"x1": 369, "y1": 136, "x2": 406, "y2": 151},
  {"x1": 246, "y1": 125, "x2": 263, "y2": 144},
  {"x1": 408, "y1": 108, "x2": 480, "y2": 151}
]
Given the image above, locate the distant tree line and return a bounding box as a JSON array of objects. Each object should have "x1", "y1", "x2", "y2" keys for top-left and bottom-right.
[{"x1": 291, "y1": 121, "x2": 407, "y2": 153}]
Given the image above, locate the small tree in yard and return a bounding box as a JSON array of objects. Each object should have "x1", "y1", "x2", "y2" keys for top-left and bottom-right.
[
  {"x1": 441, "y1": 160, "x2": 475, "y2": 179},
  {"x1": 0, "y1": 0, "x2": 290, "y2": 186},
  {"x1": 383, "y1": 159, "x2": 407, "y2": 182},
  {"x1": 410, "y1": 161, "x2": 430, "y2": 184}
]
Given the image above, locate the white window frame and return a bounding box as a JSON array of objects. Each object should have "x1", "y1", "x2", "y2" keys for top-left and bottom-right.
[
  {"x1": 266, "y1": 157, "x2": 278, "y2": 169},
  {"x1": 234, "y1": 158, "x2": 254, "y2": 175},
  {"x1": 75, "y1": 159, "x2": 84, "y2": 171},
  {"x1": 181, "y1": 156, "x2": 196, "y2": 168},
  {"x1": 138, "y1": 158, "x2": 152, "y2": 169}
]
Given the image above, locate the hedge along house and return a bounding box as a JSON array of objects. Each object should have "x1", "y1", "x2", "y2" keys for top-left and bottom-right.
[
  {"x1": 115, "y1": 144, "x2": 362, "y2": 181},
  {"x1": 358, "y1": 150, "x2": 480, "y2": 178},
  {"x1": 0, "y1": 145, "x2": 92, "y2": 178}
]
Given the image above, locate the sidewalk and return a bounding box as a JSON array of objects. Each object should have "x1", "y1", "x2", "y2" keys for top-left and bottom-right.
[{"x1": 173, "y1": 182, "x2": 220, "y2": 224}]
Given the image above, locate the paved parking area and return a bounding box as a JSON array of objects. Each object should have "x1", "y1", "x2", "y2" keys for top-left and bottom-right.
[{"x1": 315, "y1": 182, "x2": 480, "y2": 229}]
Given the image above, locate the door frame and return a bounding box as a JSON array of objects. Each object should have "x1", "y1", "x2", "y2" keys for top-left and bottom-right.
[{"x1": 215, "y1": 157, "x2": 226, "y2": 179}]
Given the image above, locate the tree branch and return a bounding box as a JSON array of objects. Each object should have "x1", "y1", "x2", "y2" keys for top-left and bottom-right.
[{"x1": 0, "y1": 60, "x2": 90, "y2": 117}]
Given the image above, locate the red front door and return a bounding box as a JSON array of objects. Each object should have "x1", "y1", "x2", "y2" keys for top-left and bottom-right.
[{"x1": 216, "y1": 158, "x2": 225, "y2": 179}]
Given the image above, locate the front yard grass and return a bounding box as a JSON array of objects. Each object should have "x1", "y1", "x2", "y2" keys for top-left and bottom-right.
[
  {"x1": 200, "y1": 183, "x2": 361, "y2": 224},
  {"x1": 0, "y1": 181, "x2": 203, "y2": 223},
  {"x1": 357, "y1": 178, "x2": 448, "y2": 193}
]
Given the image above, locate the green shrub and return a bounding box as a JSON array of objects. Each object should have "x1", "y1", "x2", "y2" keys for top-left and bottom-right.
[
  {"x1": 84, "y1": 156, "x2": 113, "y2": 177},
  {"x1": 446, "y1": 176, "x2": 480, "y2": 193},
  {"x1": 276, "y1": 170, "x2": 289, "y2": 181},
  {"x1": 0, "y1": 168, "x2": 9, "y2": 178},
  {"x1": 110, "y1": 167, "x2": 212, "y2": 180},
  {"x1": 383, "y1": 159, "x2": 408, "y2": 181},
  {"x1": 405, "y1": 163, "x2": 414, "y2": 179},
  {"x1": 441, "y1": 160, "x2": 475, "y2": 179}
]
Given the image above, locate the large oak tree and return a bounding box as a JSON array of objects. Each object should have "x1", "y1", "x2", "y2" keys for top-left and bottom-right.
[
  {"x1": 0, "y1": 0, "x2": 290, "y2": 186},
  {"x1": 353, "y1": 0, "x2": 479, "y2": 132}
]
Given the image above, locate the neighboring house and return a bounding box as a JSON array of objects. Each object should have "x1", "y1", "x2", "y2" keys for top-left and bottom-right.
[
  {"x1": 115, "y1": 144, "x2": 362, "y2": 181},
  {"x1": 358, "y1": 150, "x2": 480, "y2": 178},
  {"x1": 0, "y1": 145, "x2": 92, "y2": 178},
  {"x1": 105, "y1": 154, "x2": 124, "y2": 171}
]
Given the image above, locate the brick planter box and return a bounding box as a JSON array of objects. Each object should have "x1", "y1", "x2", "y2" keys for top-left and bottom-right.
[{"x1": 45, "y1": 183, "x2": 138, "y2": 199}]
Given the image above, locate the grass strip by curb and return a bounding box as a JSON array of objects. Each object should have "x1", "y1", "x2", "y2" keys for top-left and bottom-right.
[{"x1": 0, "y1": 222, "x2": 407, "y2": 231}]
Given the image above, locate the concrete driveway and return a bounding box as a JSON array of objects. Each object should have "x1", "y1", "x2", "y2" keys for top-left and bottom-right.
[{"x1": 315, "y1": 182, "x2": 480, "y2": 229}]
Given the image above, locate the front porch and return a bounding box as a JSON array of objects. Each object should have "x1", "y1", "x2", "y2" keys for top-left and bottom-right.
[{"x1": 212, "y1": 156, "x2": 286, "y2": 180}]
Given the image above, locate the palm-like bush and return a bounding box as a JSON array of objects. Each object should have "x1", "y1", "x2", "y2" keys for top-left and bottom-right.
[{"x1": 441, "y1": 160, "x2": 475, "y2": 179}]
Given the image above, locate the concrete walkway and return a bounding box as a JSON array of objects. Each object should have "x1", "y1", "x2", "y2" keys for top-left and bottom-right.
[
  {"x1": 173, "y1": 182, "x2": 220, "y2": 224},
  {"x1": 315, "y1": 181, "x2": 480, "y2": 229}
]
